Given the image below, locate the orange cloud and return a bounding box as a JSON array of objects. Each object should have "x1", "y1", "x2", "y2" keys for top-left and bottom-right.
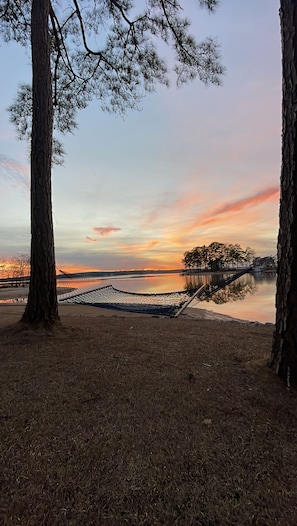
[
  {"x1": 147, "y1": 240, "x2": 160, "y2": 249},
  {"x1": 201, "y1": 186, "x2": 279, "y2": 225},
  {"x1": 183, "y1": 186, "x2": 279, "y2": 234},
  {"x1": 92, "y1": 226, "x2": 121, "y2": 236},
  {"x1": 170, "y1": 185, "x2": 279, "y2": 253}
]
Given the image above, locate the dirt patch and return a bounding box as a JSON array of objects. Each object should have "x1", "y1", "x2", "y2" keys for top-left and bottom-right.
[{"x1": 1, "y1": 310, "x2": 297, "y2": 525}]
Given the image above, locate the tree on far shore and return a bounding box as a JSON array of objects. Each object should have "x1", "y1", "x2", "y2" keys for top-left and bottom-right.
[
  {"x1": 0, "y1": 0, "x2": 223, "y2": 328},
  {"x1": 183, "y1": 242, "x2": 254, "y2": 272},
  {"x1": 9, "y1": 255, "x2": 31, "y2": 287},
  {"x1": 0, "y1": 255, "x2": 30, "y2": 285}
]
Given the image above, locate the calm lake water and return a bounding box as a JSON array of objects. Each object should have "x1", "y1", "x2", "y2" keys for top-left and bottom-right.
[{"x1": 58, "y1": 271, "x2": 276, "y2": 324}]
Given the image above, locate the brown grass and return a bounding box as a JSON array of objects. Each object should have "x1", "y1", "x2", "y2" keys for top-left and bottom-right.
[{"x1": 1, "y1": 310, "x2": 297, "y2": 525}]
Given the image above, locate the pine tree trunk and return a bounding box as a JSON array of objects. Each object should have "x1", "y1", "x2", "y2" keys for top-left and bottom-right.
[
  {"x1": 270, "y1": 0, "x2": 297, "y2": 385},
  {"x1": 21, "y1": 0, "x2": 59, "y2": 327}
]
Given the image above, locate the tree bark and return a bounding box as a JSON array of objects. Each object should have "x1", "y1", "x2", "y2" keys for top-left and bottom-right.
[
  {"x1": 270, "y1": 0, "x2": 297, "y2": 385},
  {"x1": 21, "y1": 0, "x2": 59, "y2": 327}
]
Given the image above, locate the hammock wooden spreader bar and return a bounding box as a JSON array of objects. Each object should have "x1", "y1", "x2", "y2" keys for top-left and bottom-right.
[{"x1": 173, "y1": 285, "x2": 206, "y2": 318}]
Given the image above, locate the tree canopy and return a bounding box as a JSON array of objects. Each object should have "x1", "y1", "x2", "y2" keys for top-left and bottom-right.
[
  {"x1": 0, "y1": 0, "x2": 224, "y2": 327},
  {"x1": 1, "y1": 0, "x2": 224, "y2": 162},
  {"x1": 183, "y1": 242, "x2": 255, "y2": 271}
]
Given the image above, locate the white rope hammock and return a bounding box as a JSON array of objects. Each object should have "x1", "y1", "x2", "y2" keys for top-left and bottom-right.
[
  {"x1": 58, "y1": 284, "x2": 200, "y2": 316},
  {"x1": 58, "y1": 268, "x2": 251, "y2": 317}
]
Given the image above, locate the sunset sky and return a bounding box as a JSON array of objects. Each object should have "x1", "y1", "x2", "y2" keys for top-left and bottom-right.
[{"x1": 0, "y1": 0, "x2": 281, "y2": 272}]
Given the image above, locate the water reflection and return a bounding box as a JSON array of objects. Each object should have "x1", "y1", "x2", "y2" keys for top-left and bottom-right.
[
  {"x1": 204, "y1": 277, "x2": 256, "y2": 305},
  {"x1": 184, "y1": 273, "x2": 257, "y2": 304},
  {"x1": 188, "y1": 272, "x2": 276, "y2": 324},
  {"x1": 184, "y1": 272, "x2": 228, "y2": 290},
  {"x1": 57, "y1": 273, "x2": 184, "y2": 295},
  {"x1": 0, "y1": 270, "x2": 276, "y2": 324},
  {"x1": 61, "y1": 270, "x2": 276, "y2": 323}
]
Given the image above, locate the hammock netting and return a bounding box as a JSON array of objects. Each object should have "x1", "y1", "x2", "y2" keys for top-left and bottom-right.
[
  {"x1": 58, "y1": 284, "x2": 198, "y2": 316},
  {"x1": 58, "y1": 268, "x2": 251, "y2": 316}
]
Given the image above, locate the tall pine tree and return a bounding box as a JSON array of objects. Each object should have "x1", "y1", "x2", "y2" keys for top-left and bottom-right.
[
  {"x1": 0, "y1": 0, "x2": 223, "y2": 327},
  {"x1": 270, "y1": 0, "x2": 297, "y2": 386}
]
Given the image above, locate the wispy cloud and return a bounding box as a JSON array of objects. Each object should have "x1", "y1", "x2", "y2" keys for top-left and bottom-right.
[
  {"x1": 92, "y1": 226, "x2": 121, "y2": 237},
  {"x1": 0, "y1": 154, "x2": 29, "y2": 189},
  {"x1": 183, "y1": 186, "x2": 279, "y2": 234},
  {"x1": 142, "y1": 191, "x2": 204, "y2": 228},
  {"x1": 201, "y1": 186, "x2": 279, "y2": 225},
  {"x1": 147, "y1": 240, "x2": 160, "y2": 249},
  {"x1": 85, "y1": 236, "x2": 98, "y2": 243}
]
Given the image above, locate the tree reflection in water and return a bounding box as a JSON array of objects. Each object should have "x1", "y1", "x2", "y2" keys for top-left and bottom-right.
[
  {"x1": 205, "y1": 279, "x2": 256, "y2": 304},
  {"x1": 184, "y1": 273, "x2": 257, "y2": 305}
]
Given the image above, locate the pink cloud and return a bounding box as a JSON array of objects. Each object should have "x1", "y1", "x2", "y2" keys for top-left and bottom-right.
[
  {"x1": 202, "y1": 186, "x2": 279, "y2": 223},
  {"x1": 187, "y1": 186, "x2": 279, "y2": 230},
  {"x1": 147, "y1": 240, "x2": 160, "y2": 249},
  {"x1": 0, "y1": 154, "x2": 29, "y2": 188},
  {"x1": 92, "y1": 226, "x2": 121, "y2": 236}
]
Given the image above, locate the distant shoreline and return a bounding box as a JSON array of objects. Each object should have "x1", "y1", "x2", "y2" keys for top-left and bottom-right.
[
  {"x1": 0, "y1": 269, "x2": 184, "y2": 286},
  {"x1": 0, "y1": 286, "x2": 75, "y2": 301},
  {"x1": 0, "y1": 267, "x2": 253, "y2": 288}
]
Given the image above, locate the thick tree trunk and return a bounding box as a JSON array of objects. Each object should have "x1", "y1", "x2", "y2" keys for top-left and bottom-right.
[
  {"x1": 270, "y1": 0, "x2": 297, "y2": 385},
  {"x1": 21, "y1": 0, "x2": 59, "y2": 327}
]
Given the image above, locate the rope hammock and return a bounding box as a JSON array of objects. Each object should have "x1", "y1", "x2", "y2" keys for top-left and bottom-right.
[
  {"x1": 58, "y1": 268, "x2": 252, "y2": 317},
  {"x1": 58, "y1": 284, "x2": 201, "y2": 317}
]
